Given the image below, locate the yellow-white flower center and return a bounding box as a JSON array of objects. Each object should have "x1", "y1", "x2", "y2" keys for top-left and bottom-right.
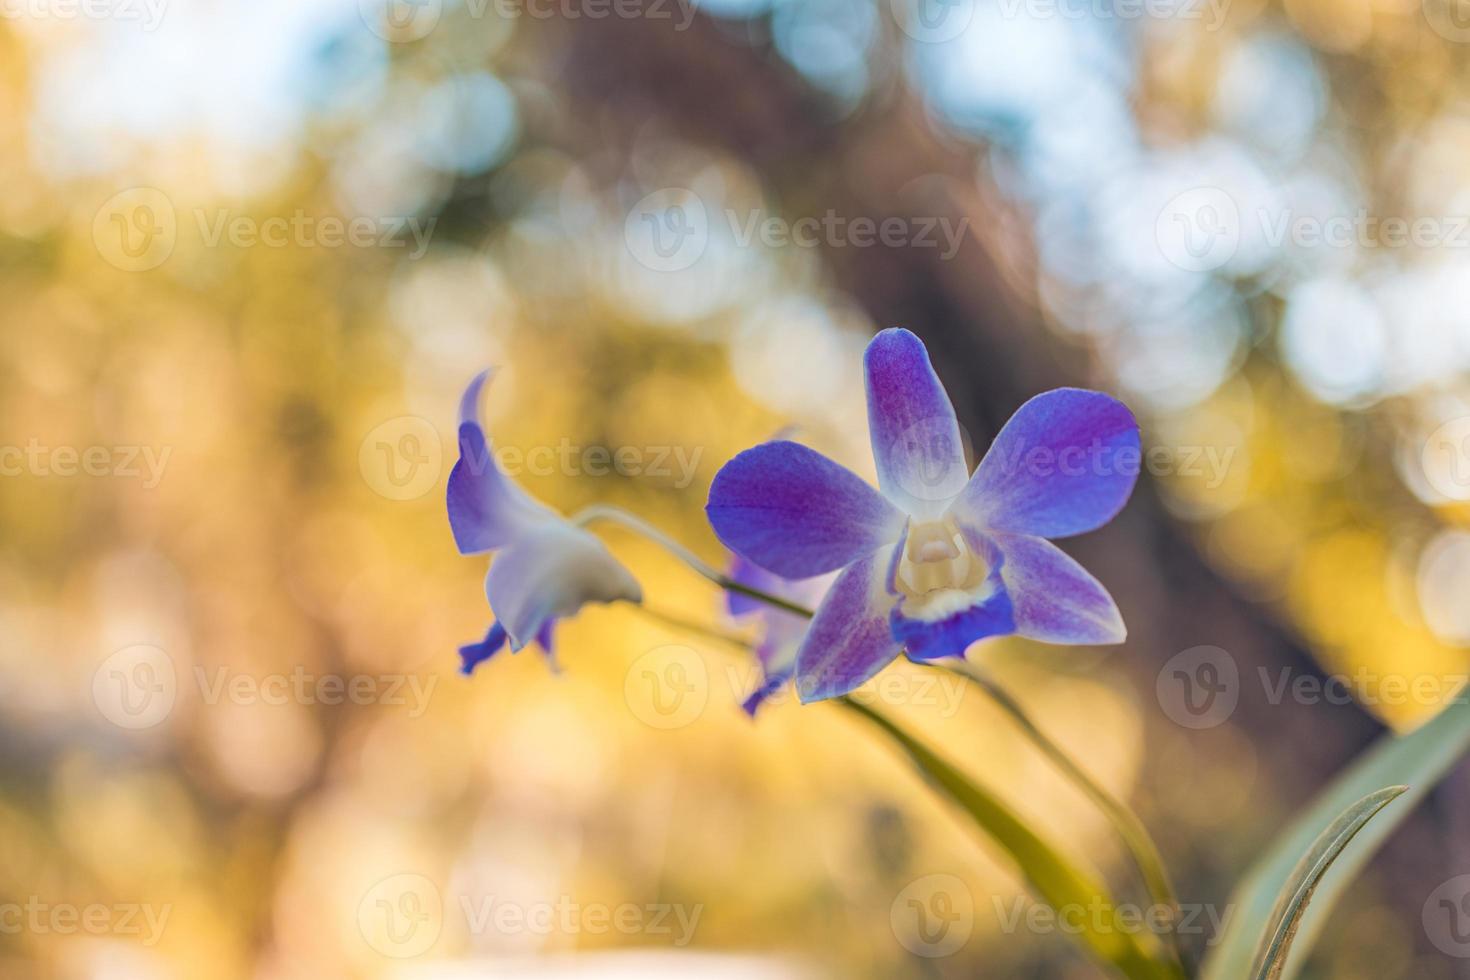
[{"x1": 895, "y1": 521, "x2": 989, "y2": 619}]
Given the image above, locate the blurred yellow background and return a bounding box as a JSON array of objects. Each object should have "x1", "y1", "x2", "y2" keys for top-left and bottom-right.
[{"x1": 4, "y1": 0, "x2": 1470, "y2": 977}]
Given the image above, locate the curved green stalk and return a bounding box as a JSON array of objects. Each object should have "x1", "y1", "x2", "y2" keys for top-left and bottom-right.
[
  {"x1": 943, "y1": 662, "x2": 1187, "y2": 974},
  {"x1": 578, "y1": 507, "x2": 1182, "y2": 977},
  {"x1": 841, "y1": 698, "x2": 1179, "y2": 980},
  {"x1": 632, "y1": 603, "x2": 757, "y2": 651},
  {"x1": 571, "y1": 504, "x2": 817, "y2": 619}
]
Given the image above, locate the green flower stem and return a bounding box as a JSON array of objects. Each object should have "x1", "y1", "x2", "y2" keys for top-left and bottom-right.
[
  {"x1": 570, "y1": 504, "x2": 818, "y2": 619},
  {"x1": 941, "y1": 661, "x2": 1188, "y2": 976},
  {"x1": 631, "y1": 603, "x2": 756, "y2": 651},
  {"x1": 577, "y1": 506, "x2": 1183, "y2": 977}
]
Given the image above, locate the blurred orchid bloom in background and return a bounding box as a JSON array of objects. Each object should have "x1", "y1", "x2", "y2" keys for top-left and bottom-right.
[
  {"x1": 707, "y1": 328, "x2": 1139, "y2": 703},
  {"x1": 725, "y1": 556, "x2": 833, "y2": 715},
  {"x1": 449, "y1": 369, "x2": 643, "y2": 675}
]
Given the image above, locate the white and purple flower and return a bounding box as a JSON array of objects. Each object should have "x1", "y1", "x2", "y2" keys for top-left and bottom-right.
[
  {"x1": 726, "y1": 556, "x2": 832, "y2": 715},
  {"x1": 448, "y1": 370, "x2": 643, "y2": 675},
  {"x1": 706, "y1": 328, "x2": 1139, "y2": 703}
]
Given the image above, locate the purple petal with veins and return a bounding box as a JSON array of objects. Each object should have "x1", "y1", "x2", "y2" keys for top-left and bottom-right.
[
  {"x1": 992, "y1": 532, "x2": 1125, "y2": 645},
  {"x1": 951, "y1": 388, "x2": 1139, "y2": 539},
  {"x1": 707, "y1": 440, "x2": 905, "y2": 579},
  {"x1": 864, "y1": 327, "x2": 970, "y2": 519},
  {"x1": 794, "y1": 545, "x2": 904, "y2": 703}
]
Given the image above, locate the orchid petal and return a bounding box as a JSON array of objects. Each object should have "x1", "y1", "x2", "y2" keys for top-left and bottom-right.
[
  {"x1": 743, "y1": 627, "x2": 799, "y2": 716},
  {"x1": 486, "y1": 522, "x2": 642, "y2": 650},
  {"x1": 726, "y1": 554, "x2": 790, "y2": 619},
  {"x1": 536, "y1": 620, "x2": 560, "y2": 672},
  {"x1": 727, "y1": 556, "x2": 834, "y2": 716},
  {"x1": 951, "y1": 388, "x2": 1139, "y2": 539},
  {"x1": 992, "y1": 532, "x2": 1125, "y2": 645},
  {"x1": 864, "y1": 328, "x2": 969, "y2": 519},
  {"x1": 447, "y1": 369, "x2": 555, "y2": 555},
  {"x1": 459, "y1": 618, "x2": 559, "y2": 677},
  {"x1": 707, "y1": 440, "x2": 905, "y2": 579},
  {"x1": 794, "y1": 545, "x2": 904, "y2": 703},
  {"x1": 458, "y1": 623, "x2": 508, "y2": 676},
  {"x1": 742, "y1": 670, "x2": 791, "y2": 716}
]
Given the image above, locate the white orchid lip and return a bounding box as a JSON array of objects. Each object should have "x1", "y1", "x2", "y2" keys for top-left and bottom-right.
[{"x1": 894, "y1": 519, "x2": 992, "y2": 621}]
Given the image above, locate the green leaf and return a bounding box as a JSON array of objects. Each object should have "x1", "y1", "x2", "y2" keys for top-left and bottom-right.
[
  {"x1": 946, "y1": 663, "x2": 1185, "y2": 970},
  {"x1": 1202, "y1": 694, "x2": 1470, "y2": 980},
  {"x1": 842, "y1": 698, "x2": 1181, "y2": 980},
  {"x1": 1248, "y1": 786, "x2": 1406, "y2": 980}
]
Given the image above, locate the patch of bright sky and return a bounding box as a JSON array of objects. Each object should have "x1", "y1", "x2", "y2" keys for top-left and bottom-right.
[
  {"x1": 911, "y1": 2, "x2": 1129, "y2": 138},
  {"x1": 413, "y1": 72, "x2": 520, "y2": 175},
  {"x1": 1279, "y1": 275, "x2": 1386, "y2": 406},
  {"x1": 1417, "y1": 530, "x2": 1470, "y2": 645},
  {"x1": 773, "y1": 0, "x2": 876, "y2": 105},
  {"x1": 27, "y1": 0, "x2": 388, "y2": 185},
  {"x1": 1212, "y1": 32, "x2": 1325, "y2": 167}
]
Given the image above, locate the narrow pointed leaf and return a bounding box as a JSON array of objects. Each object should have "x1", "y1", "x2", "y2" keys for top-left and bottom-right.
[
  {"x1": 842, "y1": 699, "x2": 1180, "y2": 980},
  {"x1": 949, "y1": 663, "x2": 1184, "y2": 969},
  {"x1": 1202, "y1": 694, "x2": 1470, "y2": 980},
  {"x1": 1249, "y1": 786, "x2": 1406, "y2": 980}
]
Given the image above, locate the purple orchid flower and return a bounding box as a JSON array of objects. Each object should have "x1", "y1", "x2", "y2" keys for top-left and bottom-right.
[
  {"x1": 448, "y1": 370, "x2": 643, "y2": 676},
  {"x1": 706, "y1": 328, "x2": 1139, "y2": 703},
  {"x1": 726, "y1": 556, "x2": 833, "y2": 716}
]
